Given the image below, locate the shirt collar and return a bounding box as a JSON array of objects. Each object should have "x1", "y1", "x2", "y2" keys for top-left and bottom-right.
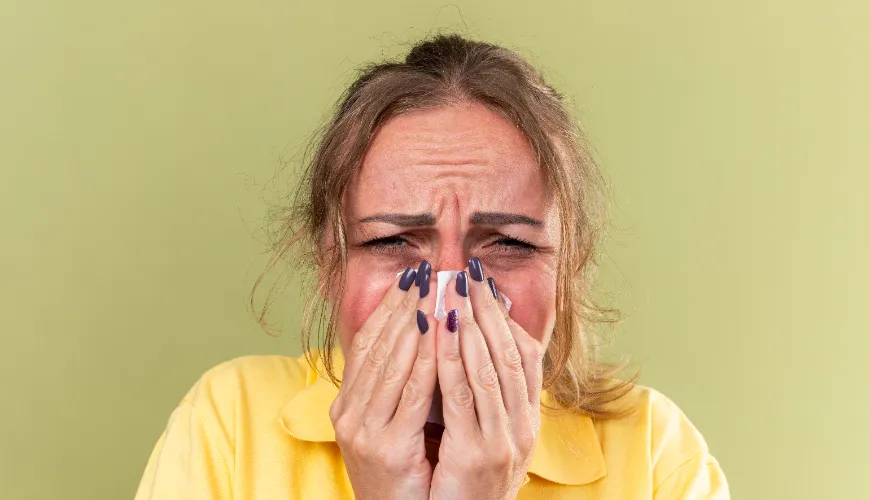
[{"x1": 279, "y1": 349, "x2": 606, "y2": 486}]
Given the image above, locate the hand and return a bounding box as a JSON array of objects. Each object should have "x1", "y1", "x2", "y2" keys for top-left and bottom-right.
[
  {"x1": 329, "y1": 262, "x2": 438, "y2": 500},
  {"x1": 430, "y1": 259, "x2": 544, "y2": 500}
]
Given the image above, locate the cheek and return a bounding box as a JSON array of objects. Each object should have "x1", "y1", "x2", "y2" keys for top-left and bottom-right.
[
  {"x1": 334, "y1": 263, "x2": 557, "y2": 350},
  {"x1": 336, "y1": 265, "x2": 396, "y2": 352},
  {"x1": 493, "y1": 267, "x2": 557, "y2": 346}
]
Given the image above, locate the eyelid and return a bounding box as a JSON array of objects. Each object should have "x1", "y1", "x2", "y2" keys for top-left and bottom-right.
[
  {"x1": 362, "y1": 235, "x2": 407, "y2": 246},
  {"x1": 359, "y1": 233, "x2": 539, "y2": 255},
  {"x1": 490, "y1": 233, "x2": 537, "y2": 247},
  {"x1": 359, "y1": 234, "x2": 413, "y2": 255}
]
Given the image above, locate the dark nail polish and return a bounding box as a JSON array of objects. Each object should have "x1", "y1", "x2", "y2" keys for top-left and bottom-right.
[
  {"x1": 417, "y1": 310, "x2": 428, "y2": 334},
  {"x1": 487, "y1": 277, "x2": 499, "y2": 301},
  {"x1": 399, "y1": 267, "x2": 417, "y2": 291},
  {"x1": 417, "y1": 260, "x2": 431, "y2": 298},
  {"x1": 415, "y1": 259, "x2": 431, "y2": 287},
  {"x1": 456, "y1": 271, "x2": 468, "y2": 297},
  {"x1": 468, "y1": 257, "x2": 484, "y2": 282},
  {"x1": 447, "y1": 309, "x2": 459, "y2": 333}
]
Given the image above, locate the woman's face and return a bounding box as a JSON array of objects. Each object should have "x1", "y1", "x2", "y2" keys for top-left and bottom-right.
[{"x1": 334, "y1": 101, "x2": 561, "y2": 353}]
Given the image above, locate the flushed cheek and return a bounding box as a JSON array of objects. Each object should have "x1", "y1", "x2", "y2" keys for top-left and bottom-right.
[
  {"x1": 337, "y1": 271, "x2": 395, "y2": 351},
  {"x1": 335, "y1": 266, "x2": 557, "y2": 349},
  {"x1": 496, "y1": 275, "x2": 557, "y2": 345}
]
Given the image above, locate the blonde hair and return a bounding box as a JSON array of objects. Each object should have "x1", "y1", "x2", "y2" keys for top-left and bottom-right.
[{"x1": 251, "y1": 33, "x2": 635, "y2": 417}]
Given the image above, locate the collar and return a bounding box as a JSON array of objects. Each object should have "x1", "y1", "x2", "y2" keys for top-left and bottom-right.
[{"x1": 279, "y1": 349, "x2": 606, "y2": 486}]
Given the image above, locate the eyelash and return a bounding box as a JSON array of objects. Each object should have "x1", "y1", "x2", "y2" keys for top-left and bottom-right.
[{"x1": 360, "y1": 235, "x2": 539, "y2": 254}]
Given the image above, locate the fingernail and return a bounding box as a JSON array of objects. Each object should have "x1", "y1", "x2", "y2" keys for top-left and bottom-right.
[
  {"x1": 455, "y1": 271, "x2": 468, "y2": 297},
  {"x1": 399, "y1": 267, "x2": 417, "y2": 291},
  {"x1": 417, "y1": 260, "x2": 431, "y2": 298},
  {"x1": 468, "y1": 257, "x2": 484, "y2": 282},
  {"x1": 447, "y1": 309, "x2": 459, "y2": 333},
  {"x1": 487, "y1": 277, "x2": 499, "y2": 301},
  {"x1": 415, "y1": 259, "x2": 431, "y2": 286},
  {"x1": 417, "y1": 310, "x2": 429, "y2": 334}
]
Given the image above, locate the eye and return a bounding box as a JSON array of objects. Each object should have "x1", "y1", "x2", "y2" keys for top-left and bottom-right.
[
  {"x1": 491, "y1": 236, "x2": 539, "y2": 254},
  {"x1": 360, "y1": 235, "x2": 409, "y2": 254}
]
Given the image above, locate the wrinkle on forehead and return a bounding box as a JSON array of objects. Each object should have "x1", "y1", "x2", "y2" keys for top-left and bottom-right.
[{"x1": 348, "y1": 103, "x2": 551, "y2": 222}]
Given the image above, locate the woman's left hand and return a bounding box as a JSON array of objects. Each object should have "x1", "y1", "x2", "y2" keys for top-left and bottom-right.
[{"x1": 430, "y1": 260, "x2": 545, "y2": 500}]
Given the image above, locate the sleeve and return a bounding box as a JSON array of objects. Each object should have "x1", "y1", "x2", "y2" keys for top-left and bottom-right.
[
  {"x1": 647, "y1": 389, "x2": 730, "y2": 500},
  {"x1": 134, "y1": 397, "x2": 233, "y2": 499},
  {"x1": 653, "y1": 451, "x2": 730, "y2": 499}
]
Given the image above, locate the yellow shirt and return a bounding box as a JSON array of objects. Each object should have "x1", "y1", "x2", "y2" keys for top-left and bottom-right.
[{"x1": 135, "y1": 350, "x2": 729, "y2": 499}]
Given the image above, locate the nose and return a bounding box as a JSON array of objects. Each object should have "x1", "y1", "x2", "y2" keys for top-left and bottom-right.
[{"x1": 431, "y1": 241, "x2": 468, "y2": 272}]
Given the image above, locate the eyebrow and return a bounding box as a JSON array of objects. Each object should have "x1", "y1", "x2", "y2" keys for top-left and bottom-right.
[{"x1": 358, "y1": 211, "x2": 543, "y2": 227}]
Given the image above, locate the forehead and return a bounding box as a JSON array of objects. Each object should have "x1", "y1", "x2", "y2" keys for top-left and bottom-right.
[{"x1": 349, "y1": 102, "x2": 551, "y2": 217}]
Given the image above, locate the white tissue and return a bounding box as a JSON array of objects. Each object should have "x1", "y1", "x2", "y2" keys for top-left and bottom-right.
[
  {"x1": 396, "y1": 269, "x2": 511, "y2": 320},
  {"x1": 433, "y1": 270, "x2": 461, "y2": 320}
]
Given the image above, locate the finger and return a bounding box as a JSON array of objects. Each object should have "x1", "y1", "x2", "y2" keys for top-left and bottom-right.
[
  {"x1": 341, "y1": 266, "x2": 417, "y2": 413},
  {"x1": 447, "y1": 271, "x2": 505, "y2": 436},
  {"x1": 482, "y1": 274, "x2": 542, "y2": 406},
  {"x1": 487, "y1": 276, "x2": 508, "y2": 316},
  {"x1": 339, "y1": 267, "x2": 417, "y2": 401},
  {"x1": 364, "y1": 261, "x2": 434, "y2": 427},
  {"x1": 391, "y1": 265, "x2": 438, "y2": 434},
  {"x1": 467, "y1": 258, "x2": 528, "y2": 416},
  {"x1": 503, "y1": 313, "x2": 545, "y2": 406},
  {"x1": 435, "y1": 280, "x2": 480, "y2": 442}
]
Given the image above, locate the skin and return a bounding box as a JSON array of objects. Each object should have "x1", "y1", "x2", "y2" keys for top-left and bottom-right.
[{"x1": 327, "y1": 101, "x2": 562, "y2": 500}]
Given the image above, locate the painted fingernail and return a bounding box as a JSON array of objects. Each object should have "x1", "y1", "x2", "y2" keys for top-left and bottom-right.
[
  {"x1": 415, "y1": 259, "x2": 431, "y2": 286},
  {"x1": 456, "y1": 271, "x2": 468, "y2": 297},
  {"x1": 468, "y1": 257, "x2": 484, "y2": 282},
  {"x1": 399, "y1": 267, "x2": 417, "y2": 291},
  {"x1": 487, "y1": 277, "x2": 499, "y2": 301},
  {"x1": 417, "y1": 260, "x2": 431, "y2": 298},
  {"x1": 447, "y1": 309, "x2": 459, "y2": 333},
  {"x1": 417, "y1": 310, "x2": 429, "y2": 334}
]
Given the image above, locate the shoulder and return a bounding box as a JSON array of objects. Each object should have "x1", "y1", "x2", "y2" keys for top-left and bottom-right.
[
  {"x1": 180, "y1": 354, "x2": 313, "y2": 418},
  {"x1": 601, "y1": 384, "x2": 718, "y2": 486},
  {"x1": 611, "y1": 384, "x2": 711, "y2": 453},
  {"x1": 620, "y1": 385, "x2": 729, "y2": 496}
]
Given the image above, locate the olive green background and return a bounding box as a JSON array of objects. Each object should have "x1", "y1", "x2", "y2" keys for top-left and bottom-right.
[{"x1": 2, "y1": 1, "x2": 868, "y2": 498}]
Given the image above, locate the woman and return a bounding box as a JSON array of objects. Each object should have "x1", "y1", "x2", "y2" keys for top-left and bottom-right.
[{"x1": 135, "y1": 34, "x2": 729, "y2": 499}]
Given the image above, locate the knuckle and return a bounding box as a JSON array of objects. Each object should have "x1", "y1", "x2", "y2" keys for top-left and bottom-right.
[
  {"x1": 450, "y1": 383, "x2": 475, "y2": 410},
  {"x1": 491, "y1": 443, "x2": 513, "y2": 468},
  {"x1": 328, "y1": 399, "x2": 342, "y2": 424},
  {"x1": 366, "y1": 341, "x2": 390, "y2": 365},
  {"x1": 332, "y1": 416, "x2": 353, "y2": 443},
  {"x1": 352, "y1": 333, "x2": 370, "y2": 353},
  {"x1": 476, "y1": 362, "x2": 500, "y2": 393},
  {"x1": 354, "y1": 385, "x2": 375, "y2": 410},
  {"x1": 517, "y1": 434, "x2": 536, "y2": 456},
  {"x1": 515, "y1": 424, "x2": 537, "y2": 455},
  {"x1": 460, "y1": 445, "x2": 486, "y2": 471},
  {"x1": 381, "y1": 360, "x2": 402, "y2": 385},
  {"x1": 400, "y1": 379, "x2": 422, "y2": 409},
  {"x1": 503, "y1": 346, "x2": 523, "y2": 369},
  {"x1": 348, "y1": 432, "x2": 370, "y2": 458}
]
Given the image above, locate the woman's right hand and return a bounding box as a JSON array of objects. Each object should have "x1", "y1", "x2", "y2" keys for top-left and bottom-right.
[{"x1": 329, "y1": 262, "x2": 438, "y2": 500}]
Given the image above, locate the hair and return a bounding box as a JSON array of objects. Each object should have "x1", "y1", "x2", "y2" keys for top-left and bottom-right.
[{"x1": 250, "y1": 33, "x2": 636, "y2": 417}]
